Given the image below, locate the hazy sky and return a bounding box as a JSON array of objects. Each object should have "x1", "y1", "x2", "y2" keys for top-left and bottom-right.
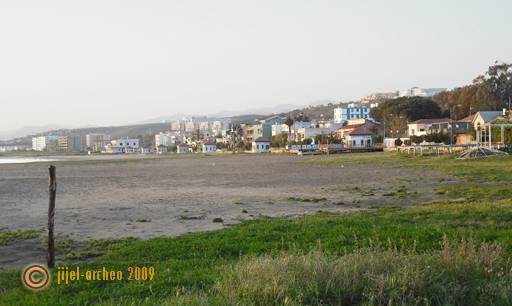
[{"x1": 0, "y1": 0, "x2": 511, "y2": 131}]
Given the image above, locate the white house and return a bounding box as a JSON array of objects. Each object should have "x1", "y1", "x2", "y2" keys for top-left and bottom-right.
[
  {"x1": 252, "y1": 137, "x2": 270, "y2": 153},
  {"x1": 202, "y1": 143, "x2": 217, "y2": 154},
  {"x1": 407, "y1": 118, "x2": 452, "y2": 137},
  {"x1": 344, "y1": 125, "x2": 374, "y2": 148},
  {"x1": 106, "y1": 138, "x2": 140, "y2": 154},
  {"x1": 296, "y1": 127, "x2": 335, "y2": 142},
  {"x1": 177, "y1": 144, "x2": 190, "y2": 154}
]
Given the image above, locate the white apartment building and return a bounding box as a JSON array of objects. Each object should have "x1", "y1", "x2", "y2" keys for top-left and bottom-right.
[
  {"x1": 334, "y1": 103, "x2": 375, "y2": 124},
  {"x1": 155, "y1": 132, "x2": 172, "y2": 147},
  {"x1": 32, "y1": 136, "x2": 47, "y2": 151},
  {"x1": 398, "y1": 87, "x2": 446, "y2": 98},
  {"x1": 272, "y1": 123, "x2": 288, "y2": 136}
]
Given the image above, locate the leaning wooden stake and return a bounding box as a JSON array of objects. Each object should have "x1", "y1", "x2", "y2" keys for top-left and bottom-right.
[{"x1": 48, "y1": 165, "x2": 57, "y2": 268}]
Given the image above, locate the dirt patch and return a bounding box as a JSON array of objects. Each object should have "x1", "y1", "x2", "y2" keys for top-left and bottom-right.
[{"x1": 0, "y1": 154, "x2": 454, "y2": 268}]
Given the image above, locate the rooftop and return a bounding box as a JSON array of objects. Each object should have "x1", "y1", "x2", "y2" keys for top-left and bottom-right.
[{"x1": 409, "y1": 118, "x2": 452, "y2": 125}]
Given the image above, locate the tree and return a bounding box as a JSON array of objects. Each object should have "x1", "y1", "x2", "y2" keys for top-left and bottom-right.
[
  {"x1": 432, "y1": 61, "x2": 512, "y2": 118},
  {"x1": 227, "y1": 124, "x2": 244, "y2": 152},
  {"x1": 313, "y1": 133, "x2": 340, "y2": 145},
  {"x1": 410, "y1": 135, "x2": 424, "y2": 144},
  {"x1": 284, "y1": 115, "x2": 294, "y2": 135},
  {"x1": 370, "y1": 97, "x2": 443, "y2": 137},
  {"x1": 271, "y1": 132, "x2": 289, "y2": 148}
]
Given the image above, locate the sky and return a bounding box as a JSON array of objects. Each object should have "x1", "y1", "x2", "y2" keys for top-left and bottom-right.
[{"x1": 0, "y1": 0, "x2": 511, "y2": 131}]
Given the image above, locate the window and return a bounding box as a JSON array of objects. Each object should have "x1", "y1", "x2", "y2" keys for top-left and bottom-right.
[
  {"x1": 352, "y1": 140, "x2": 356, "y2": 146},
  {"x1": 360, "y1": 139, "x2": 364, "y2": 146}
]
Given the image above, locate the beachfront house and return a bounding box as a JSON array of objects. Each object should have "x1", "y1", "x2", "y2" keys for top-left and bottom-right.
[
  {"x1": 177, "y1": 144, "x2": 190, "y2": 154},
  {"x1": 252, "y1": 137, "x2": 270, "y2": 153},
  {"x1": 202, "y1": 142, "x2": 217, "y2": 154},
  {"x1": 344, "y1": 125, "x2": 374, "y2": 147},
  {"x1": 104, "y1": 138, "x2": 140, "y2": 154}
]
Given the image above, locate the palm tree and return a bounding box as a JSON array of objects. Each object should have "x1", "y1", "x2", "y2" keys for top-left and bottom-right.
[{"x1": 284, "y1": 115, "x2": 294, "y2": 135}]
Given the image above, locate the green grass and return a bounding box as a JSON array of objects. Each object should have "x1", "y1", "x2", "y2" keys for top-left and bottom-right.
[
  {"x1": 284, "y1": 196, "x2": 328, "y2": 203},
  {"x1": 2, "y1": 152, "x2": 512, "y2": 305},
  {"x1": 2, "y1": 199, "x2": 512, "y2": 305},
  {"x1": 0, "y1": 229, "x2": 40, "y2": 245},
  {"x1": 212, "y1": 239, "x2": 511, "y2": 305}
]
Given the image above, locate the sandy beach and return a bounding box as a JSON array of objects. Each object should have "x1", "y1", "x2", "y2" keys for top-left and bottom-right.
[{"x1": 0, "y1": 153, "x2": 452, "y2": 268}]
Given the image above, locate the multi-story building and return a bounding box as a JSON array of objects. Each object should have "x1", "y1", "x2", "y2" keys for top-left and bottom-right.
[
  {"x1": 86, "y1": 134, "x2": 111, "y2": 152},
  {"x1": 199, "y1": 121, "x2": 210, "y2": 131},
  {"x1": 211, "y1": 120, "x2": 229, "y2": 136},
  {"x1": 154, "y1": 132, "x2": 173, "y2": 148},
  {"x1": 58, "y1": 135, "x2": 86, "y2": 152},
  {"x1": 32, "y1": 135, "x2": 59, "y2": 151},
  {"x1": 243, "y1": 123, "x2": 272, "y2": 143},
  {"x1": 171, "y1": 120, "x2": 185, "y2": 131},
  {"x1": 360, "y1": 92, "x2": 398, "y2": 104},
  {"x1": 32, "y1": 136, "x2": 47, "y2": 151},
  {"x1": 185, "y1": 120, "x2": 197, "y2": 132},
  {"x1": 334, "y1": 103, "x2": 375, "y2": 124},
  {"x1": 398, "y1": 87, "x2": 446, "y2": 98}
]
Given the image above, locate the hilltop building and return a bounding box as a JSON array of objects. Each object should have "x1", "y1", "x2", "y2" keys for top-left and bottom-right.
[
  {"x1": 334, "y1": 103, "x2": 376, "y2": 124},
  {"x1": 398, "y1": 87, "x2": 446, "y2": 98}
]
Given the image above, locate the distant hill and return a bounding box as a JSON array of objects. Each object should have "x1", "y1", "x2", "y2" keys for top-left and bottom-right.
[
  {"x1": 1, "y1": 122, "x2": 172, "y2": 145},
  {"x1": 0, "y1": 101, "x2": 343, "y2": 145},
  {"x1": 0, "y1": 125, "x2": 67, "y2": 141}
]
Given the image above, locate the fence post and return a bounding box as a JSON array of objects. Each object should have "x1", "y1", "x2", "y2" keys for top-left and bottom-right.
[{"x1": 48, "y1": 165, "x2": 57, "y2": 268}]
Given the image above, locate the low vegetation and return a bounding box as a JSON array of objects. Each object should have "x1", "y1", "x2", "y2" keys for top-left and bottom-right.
[
  {"x1": 214, "y1": 239, "x2": 511, "y2": 306},
  {"x1": 285, "y1": 196, "x2": 327, "y2": 203},
  {"x1": 0, "y1": 229, "x2": 40, "y2": 245}
]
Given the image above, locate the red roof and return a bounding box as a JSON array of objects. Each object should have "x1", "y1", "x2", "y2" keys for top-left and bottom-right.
[
  {"x1": 347, "y1": 125, "x2": 375, "y2": 136},
  {"x1": 337, "y1": 123, "x2": 364, "y2": 131},
  {"x1": 253, "y1": 137, "x2": 270, "y2": 142},
  {"x1": 409, "y1": 118, "x2": 452, "y2": 124},
  {"x1": 459, "y1": 114, "x2": 476, "y2": 123}
]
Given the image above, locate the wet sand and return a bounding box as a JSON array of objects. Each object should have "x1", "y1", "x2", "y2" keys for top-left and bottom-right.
[{"x1": 0, "y1": 154, "x2": 453, "y2": 268}]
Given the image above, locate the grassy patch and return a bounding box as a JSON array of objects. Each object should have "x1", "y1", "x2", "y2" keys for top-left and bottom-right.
[
  {"x1": 284, "y1": 196, "x2": 328, "y2": 203},
  {"x1": 382, "y1": 185, "x2": 418, "y2": 199},
  {"x1": 39, "y1": 236, "x2": 138, "y2": 261},
  {"x1": 2, "y1": 199, "x2": 512, "y2": 304},
  {"x1": 321, "y1": 185, "x2": 377, "y2": 196},
  {"x1": 0, "y1": 229, "x2": 40, "y2": 245}
]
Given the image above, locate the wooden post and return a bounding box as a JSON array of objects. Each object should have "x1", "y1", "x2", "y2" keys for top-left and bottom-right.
[{"x1": 48, "y1": 165, "x2": 57, "y2": 268}]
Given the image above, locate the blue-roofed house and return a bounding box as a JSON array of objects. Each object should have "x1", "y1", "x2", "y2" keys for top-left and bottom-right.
[{"x1": 472, "y1": 111, "x2": 503, "y2": 130}]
